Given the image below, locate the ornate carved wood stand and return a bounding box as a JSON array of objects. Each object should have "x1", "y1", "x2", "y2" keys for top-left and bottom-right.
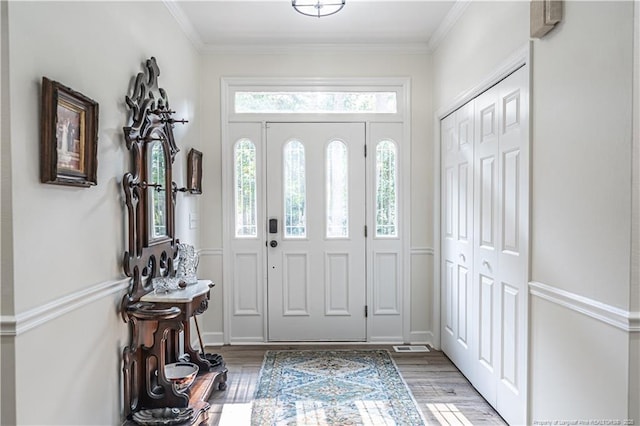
[{"x1": 120, "y1": 58, "x2": 226, "y2": 425}]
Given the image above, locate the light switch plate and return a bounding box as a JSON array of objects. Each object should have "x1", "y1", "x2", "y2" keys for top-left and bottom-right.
[{"x1": 189, "y1": 212, "x2": 198, "y2": 229}]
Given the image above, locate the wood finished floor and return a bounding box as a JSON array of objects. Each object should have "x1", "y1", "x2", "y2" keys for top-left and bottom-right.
[{"x1": 204, "y1": 344, "x2": 507, "y2": 425}]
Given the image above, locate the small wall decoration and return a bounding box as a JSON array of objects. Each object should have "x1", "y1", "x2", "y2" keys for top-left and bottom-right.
[
  {"x1": 41, "y1": 77, "x2": 99, "y2": 187},
  {"x1": 187, "y1": 148, "x2": 203, "y2": 194},
  {"x1": 530, "y1": 0, "x2": 562, "y2": 38}
]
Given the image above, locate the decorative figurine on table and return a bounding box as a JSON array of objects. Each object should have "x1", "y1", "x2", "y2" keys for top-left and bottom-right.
[{"x1": 176, "y1": 243, "x2": 199, "y2": 285}]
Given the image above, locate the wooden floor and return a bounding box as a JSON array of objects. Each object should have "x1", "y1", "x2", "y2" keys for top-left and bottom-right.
[{"x1": 204, "y1": 344, "x2": 507, "y2": 425}]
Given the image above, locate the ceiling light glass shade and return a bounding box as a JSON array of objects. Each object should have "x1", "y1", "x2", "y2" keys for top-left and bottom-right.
[{"x1": 292, "y1": 0, "x2": 346, "y2": 18}]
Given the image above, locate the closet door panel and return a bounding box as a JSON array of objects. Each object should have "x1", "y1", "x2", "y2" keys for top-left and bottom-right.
[
  {"x1": 440, "y1": 102, "x2": 474, "y2": 378},
  {"x1": 444, "y1": 260, "x2": 455, "y2": 335},
  {"x1": 479, "y1": 156, "x2": 496, "y2": 249},
  {"x1": 457, "y1": 264, "x2": 470, "y2": 347},
  {"x1": 473, "y1": 84, "x2": 500, "y2": 405},
  {"x1": 500, "y1": 281, "x2": 520, "y2": 390},
  {"x1": 495, "y1": 66, "x2": 529, "y2": 426},
  {"x1": 478, "y1": 274, "x2": 495, "y2": 370},
  {"x1": 502, "y1": 149, "x2": 521, "y2": 254},
  {"x1": 441, "y1": 114, "x2": 458, "y2": 354}
]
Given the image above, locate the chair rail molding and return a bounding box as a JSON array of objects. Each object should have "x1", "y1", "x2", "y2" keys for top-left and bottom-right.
[
  {"x1": 410, "y1": 247, "x2": 435, "y2": 256},
  {"x1": 197, "y1": 248, "x2": 223, "y2": 257},
  {"x1": 529, "y1": 281, "x2": 640, "y2": 333},
  {"x1": 0, "y1": 277, "x2": 129, "y2": 336}
]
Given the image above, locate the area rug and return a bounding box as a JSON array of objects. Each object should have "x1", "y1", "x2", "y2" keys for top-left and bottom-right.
[{"x1": 252, "y1": 349, "x2": 426, "y2": 426}]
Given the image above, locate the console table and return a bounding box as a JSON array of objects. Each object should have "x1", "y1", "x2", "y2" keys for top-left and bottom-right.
[{"x1": 122, "y1": 280, "x2": 227, "y2": 424}]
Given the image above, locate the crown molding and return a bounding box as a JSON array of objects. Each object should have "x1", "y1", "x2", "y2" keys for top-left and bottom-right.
[
  {"x1": 200, "y1": 42, "x2": 430, "y2": 55},
  {"x1": 163, "y1": 0, "x2": 205, "y2": 52},
  {"x1": 163, "y1": 0, "x2": 442, "y2": 55},
  {"x1": 427, "y1": 0, "x2": 471, "y2": 52}
]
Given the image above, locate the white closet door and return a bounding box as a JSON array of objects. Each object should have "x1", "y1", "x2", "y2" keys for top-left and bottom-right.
[
  {"x1": 441, "y1": 101, "x2": 475, "y2": 378},
  {"x1": 441, "y1": 65, "x2": 529, "y2": 426},
  {"x1": 494, "y1": 65, "x2": 529, "y2": 426},
  {"x1": 473, "y1": 82, "x2": 500, "y2": 406},
  {"x1": 472, "y1": 65, "x2": 529, "y2": 425}
]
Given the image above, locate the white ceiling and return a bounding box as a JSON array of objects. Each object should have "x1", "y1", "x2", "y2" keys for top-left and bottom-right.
[{"x1": 165, "y1": 0, "x2": 468, "y2": 53}]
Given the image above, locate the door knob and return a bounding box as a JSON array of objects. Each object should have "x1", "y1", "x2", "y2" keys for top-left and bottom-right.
[{"x1": 270, "y1": 240, "x2": 278, "y2": 248}]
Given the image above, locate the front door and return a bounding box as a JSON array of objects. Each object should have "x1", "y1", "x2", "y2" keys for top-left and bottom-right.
[{"x1": 266, "y1": 122, "x2": 366, "y2": 341}]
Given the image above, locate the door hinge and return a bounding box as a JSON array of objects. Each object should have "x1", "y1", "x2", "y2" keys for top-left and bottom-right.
[
  {"x1": 364, "y1": 144, "x2": 367, "y2": 157},
  {"x1": 365, "y1": 305, "x2": 368, "y2": 318},
  {"x1": 364, "y1": 225, "x2": 368, "y2": 237}
]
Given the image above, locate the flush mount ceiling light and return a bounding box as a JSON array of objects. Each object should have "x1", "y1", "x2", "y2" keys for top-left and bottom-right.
[{"x1": 292, "y1": 0, "x2": 346, "y2": 18}]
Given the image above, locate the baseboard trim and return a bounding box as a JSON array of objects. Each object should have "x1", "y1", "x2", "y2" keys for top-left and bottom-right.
[
  {"x1": 529, "y1": 281, "x2": 639, "y2": 333},
  {"x1": 0, "y1": 277, "x2": 129, "y2": 337},
  {"x1": 229, "y1": 337, "x2": 267, "y2": 345},
  {"x1": 409, "y1": 331, "x2": 434, "y2": 346},
  {"x1": 368, "y1": 336, "x2": 404, "y2": 344},
  {"x1": 202, "y1": 332, "x2": 225, "y2": 347}
]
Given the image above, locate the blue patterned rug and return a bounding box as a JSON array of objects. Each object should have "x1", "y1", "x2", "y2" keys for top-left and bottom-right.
[{"x1": 252, "y1": 349, "x2": 426, "y2": 425}]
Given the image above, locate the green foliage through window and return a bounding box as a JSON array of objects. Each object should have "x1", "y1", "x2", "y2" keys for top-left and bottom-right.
[
  {"x1": 284, "y1": 140, "x2": 306, "y2": 238},
  {"x1": 234, "y1": 139, "x2": 257, "y2": 237},
  {"x1": 376, "y1": 140, "x2": 397, "y2": 237},
  {"x1": 326, "y1": 140, "x2": 348, "y2": 238},
  {"x1": 150, "y1": 141, "x2": 166, "y2": 239},
  {"x1": 235, "y1": 91, "x2": 397, "y2": 114}
]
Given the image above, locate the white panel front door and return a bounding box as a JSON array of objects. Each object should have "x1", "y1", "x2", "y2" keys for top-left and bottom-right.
[{"x1": 266, "y1": 122, "x2": 366, "y2": 341}]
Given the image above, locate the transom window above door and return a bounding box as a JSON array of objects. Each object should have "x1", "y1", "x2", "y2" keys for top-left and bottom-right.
[{"x1": 235, "y1": 91, "x2": 397, "y2": 114}]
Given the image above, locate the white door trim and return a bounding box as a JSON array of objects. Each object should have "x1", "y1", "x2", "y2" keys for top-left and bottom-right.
[
  {"x1": 432, "y1": 43, "x2": 531, "y2": 350},
  {"x1": 221, "y1": 77, "x2": 411, "y2": 344}
]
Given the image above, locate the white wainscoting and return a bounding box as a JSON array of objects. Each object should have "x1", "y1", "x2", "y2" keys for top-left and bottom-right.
[
  {"x1": 195, "y1": 248, "x2": 226, "y2": 344},
  {"x1": 410, "y1": 247, "x2": 435, "y2": 345},
  {"x1": 0, "y1": 277, "x2": 129, "y2": 336},
  {"x1": 529, "y1": 281, "x2": 639, "y2": 332},
  {"x1": 529, "y1": 286, "x2": 633, "y2": 422},
  {"x1": 197, "y1": 246, "x2": 438, "y2": 344},
  {"x1": 206, "y1": 245, "x2": 437, "y2": 344}
]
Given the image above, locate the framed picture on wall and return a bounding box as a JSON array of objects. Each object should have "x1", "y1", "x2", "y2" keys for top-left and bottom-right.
[
  {"x1": 187, "y1": 148, "x2": 203, "y2": 194},
  {"x1": 41, "y1": 77, "x2": 99, "y2": 187}
]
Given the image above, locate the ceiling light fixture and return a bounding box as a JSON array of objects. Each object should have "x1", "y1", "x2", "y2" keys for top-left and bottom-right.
[{"x1": 292, "y1": 0, "x2": 346, "y2": 18}]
